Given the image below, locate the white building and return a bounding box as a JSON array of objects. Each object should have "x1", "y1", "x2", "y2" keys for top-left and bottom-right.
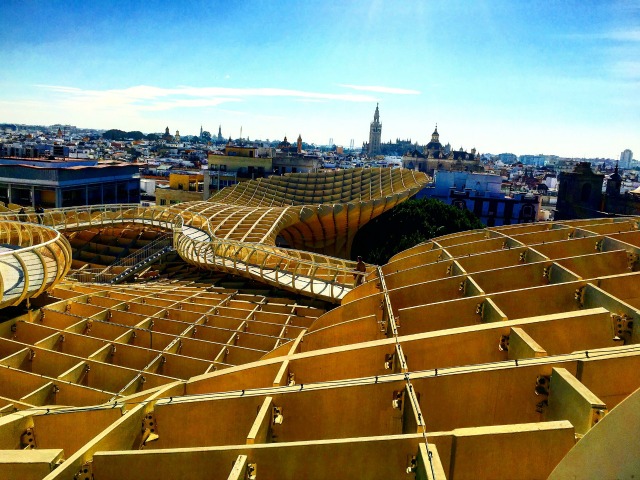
[
  {"x1": 416, "y1": 170, "x2": 541, "y2": 226},
  {"x1": 620, "y1": 149, "x2": 633, "y2": 169}
]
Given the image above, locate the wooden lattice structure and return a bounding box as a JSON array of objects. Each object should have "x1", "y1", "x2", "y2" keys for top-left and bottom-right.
[{"x1": 0, "y1": 173, "x2": 638, "y2": 478}]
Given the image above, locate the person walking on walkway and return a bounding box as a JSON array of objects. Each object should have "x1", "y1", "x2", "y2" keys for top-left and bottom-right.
[
  {"x1": 353, "y1": 256, "x2": 367, "y2": 287},
  {"x1": 35, "y1": 205, "x2": 44, "y2": 224}
]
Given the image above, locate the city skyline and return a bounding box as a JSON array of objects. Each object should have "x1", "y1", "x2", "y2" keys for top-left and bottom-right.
[{"x1": 0, "y1": 0, "x2": 638, "y2": 158}]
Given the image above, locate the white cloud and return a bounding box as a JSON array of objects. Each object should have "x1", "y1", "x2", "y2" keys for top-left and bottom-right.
[
  {"x1": 562, "y1": 29, "x2": 640, "y2": 42},
  {"x1": 139, "y1": 98, "x2": 242, "y2": 111},
  {"x1": 36, "y1": 84, "x2": 377, "y2": 111},
  {"x1": 607, "y1": 29, "x2": 640, "y2": 42},
  {"x1": 613, "y1": 61, "x2": 640, "y2": 79},
  {"x1": 339, "y1": 84, "x2": 421, "y2": 95}
]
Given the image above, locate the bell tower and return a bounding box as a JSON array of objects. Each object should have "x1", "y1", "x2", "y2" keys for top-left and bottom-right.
[{"x1": 367, "y1": 103, "x2": 382, "y2": 156}]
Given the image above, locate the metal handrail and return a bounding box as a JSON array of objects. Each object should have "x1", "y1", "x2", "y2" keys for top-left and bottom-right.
[
  {"x1": 109, "y1": 244, "x2": 174, "y2": 284},
  {"x1": 104, "y1": 233, "x2": 173, "y2": 270},
  {"x1": 0, "y1": 220, "x2": 71, "y2": 306},
  {"x1": 173, "y1": 210, "x2": 365, "y2": 300},
  {"x1": 0, "y1": 221, "x2": 65, "y2": 257},
  {"x1": 175, "y1": 230, "x2": 370, "y2": 300}
]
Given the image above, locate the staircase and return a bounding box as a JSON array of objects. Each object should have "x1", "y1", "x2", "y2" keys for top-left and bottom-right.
[{"x1": 69, "y1": 233, "x2": 175, "y2": 284}]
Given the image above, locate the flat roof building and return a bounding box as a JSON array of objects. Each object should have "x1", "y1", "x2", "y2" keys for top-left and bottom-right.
[
  {"x1": 417, "y1": 170, "x2": 541, "y2": 226},
  {"x1": 0, "y1": 158, "x2": 140, "y2": 208}
]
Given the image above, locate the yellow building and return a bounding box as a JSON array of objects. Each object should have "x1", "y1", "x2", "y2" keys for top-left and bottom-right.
[
  {"x1": 155, "y1": 173, "x2": 206, "y2": 205},
  {"x1": 208, "y1": 144, "x2": 273, "y2": 178}
]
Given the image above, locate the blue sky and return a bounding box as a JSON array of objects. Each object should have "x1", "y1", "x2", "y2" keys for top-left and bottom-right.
[{"x1": 0, "y1": 0, "x2": 638, "y2": 157}]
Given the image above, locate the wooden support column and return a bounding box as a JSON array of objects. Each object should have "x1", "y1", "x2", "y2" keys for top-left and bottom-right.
[
  {"x1": 246, "y1": 396, "x2": 274, "y2": 445},
  {"x1": 508, "y1": 327, "x2": 547, "y2": 360},
  {"x1": 44, "y1": 404, "x2": 146, "y2": 480},
  {"x1": 546, "y1": 367, "x2": 607, "y2": 436},
  {"x1": 415, "y1": 443, "x2": 447, "y2": 480},
  {"x1": 226, "y1": 455, "x2": 249, "y2": 480}
]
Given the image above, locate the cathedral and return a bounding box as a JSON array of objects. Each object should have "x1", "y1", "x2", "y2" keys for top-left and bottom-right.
[{"x1": 402, "y1": 125, "x2": 482, "y2": 175}]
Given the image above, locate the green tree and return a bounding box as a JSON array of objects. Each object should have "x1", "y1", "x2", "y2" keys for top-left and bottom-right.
[
  {"x1": 103, "y1": 129, "x2": 127, "y2": 140},
  {"x1": 127, "y1": 131, "x2": 145, "y2": 141},
  {"x1": 351, "y1": 198, "x2": 484, "y2": 265}
]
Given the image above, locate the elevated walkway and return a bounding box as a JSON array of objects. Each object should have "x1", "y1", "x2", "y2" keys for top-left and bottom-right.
[
  {"x1": 0, "y1": 221, "x2": 70, "y2": 308},
  {"x1": 0, "y1": 168, "x2": 430, "y2": 303},
  {"x1": 3, "y1": 205, "x2": 364, "y2": 302}
]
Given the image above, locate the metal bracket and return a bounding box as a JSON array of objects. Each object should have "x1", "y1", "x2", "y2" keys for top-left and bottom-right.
[
  {"x1": 392, "y1": 389, "x2": 404, "y2": 410},
  {"x1": 406, "y1": 455, "x2": 417, "y2": 474},
  {"x1": 384, "y1": 352, "x2": 396, "y2": 371},
  {"x1": 627, "y1": 252, "x2": 638, "y2": 271},
  {"x1": 246, "y1": 463, "x2": 257, "y2": 479},
  {"x1": 73, "y1": 461, "x2": 93, "y2": 480},
  {"x1": 612, "y1": 313, "x2": 634, "y2": 344},
  {"x1": 535, "y1": 375, "x2": 550, "y2": 397},
  {"x1": 498, "y1": 335, "x2": 510, "y2": 352},
  {"x1": 542, "y1": 265, "x2": 551, "y2": 281},
  {"x1": 140, "y1": 413, "x2": 159, "y2": 448},
  {"x1": 574, "y1": 286, "x2": 586, "y2": 307},
  {"x1": 591, "y1": 408, "x2": 607, "y2": 427},
  {"x1": 535, "y1": 375, "x2": 550, "y2": 413},
  {"x1": 536, "y1": 398, "x2": 548, "y2": 414},
  {"x1": 272, "y1": 406, "x2": 284, "y2": 425},
  {"x1": 20, "y1": 427, "x2": 36, "y2": 449}
]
